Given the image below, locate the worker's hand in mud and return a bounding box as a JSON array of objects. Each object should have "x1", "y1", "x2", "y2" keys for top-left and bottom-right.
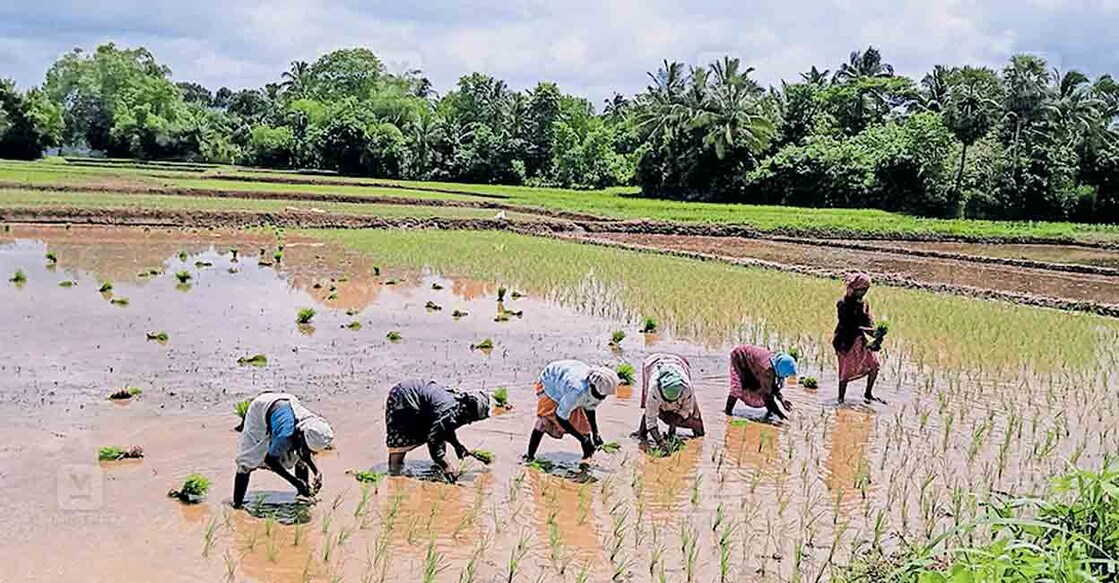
[
  {"x1": 440, "y1": 466, "x2": 459, "y2": 483},
  {"x1": 454, "y1": 444, "x2": 468, "y2": 460},
  {"x1": 312, "y1": 473, "x2": 323, "y2": 495},
  {"x1": 470, "y1": 451, "x2": 493, "y2": 465},
  {"x1": 591, "y1": 433, "x2": 604, "y2": 448},
  {"x1": 296, "y1": 480, "x2": 314, "y2": 498}
]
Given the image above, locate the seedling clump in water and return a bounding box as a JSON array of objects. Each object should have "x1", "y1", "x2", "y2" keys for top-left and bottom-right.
[
  {"x1": 472, "y1": 338, "x2": 494, "y2": 351},
  {"x1": 109, "y1": 386, "x2": 143, "y2": 400},
  {"x1": 641, "y1": 317, "x2": 658, "y2": 333},
  {"x1": 194, "y1": 261, "x2": 212, "y2": 269},
  {"x1": 650, "y1": 435, "x2": 685, "y2": 457},
  {"x1": 169, "y1": 473, "x2": 211, "y2": 504},
  {"x1": 497, "y1": 286, "x2": 507, "y2": 302},
  {"x1": 599, "y1": 441, "x2": 622, "y2": 454},
  {"x1": 110, "y1": 297, "x2": 130, "y2": 306},
  {"x1": 609, "y1": 329, "x2": 626, "y2": 347},
  {"x1": 372, "y1": 266, "x2": 381, "y2": 276},
  {"x1": 616, "y1": 362, "x2": 636, "y2": 385},
  {"x1": 493, "y1": 387, "x2": 510, "y2": 408},
  {"x1": 9, "y1": 269, "x2": 26, "y2": 285},
  {"x1": 344, "y1": 320, "x2": 362, "y2": 331},
  {"x1": 352, "y1": 470, "x2": 387, "y2": 485},
  {"x1": 99, "y1": 445, "x2": 143, "y2": 461},
  {"x1": 425, "y1": 301, "x2": 443, "y2": 311},
  {"x1": 431, "y1": 282, "x2": 444, "y2": 290},
  {"x1": 237, "y1": 354, "x2": 268, "y2": 367},
  {"x1": 235, "y1": 399, "x2": 251, "y2": 420},
  {"x1": 146, "y1": 331, "x2": 169, "y2": 343},
  {"x1": 178, "y1": 251, "x2": 187, "y2": 262},
  {"x1": 295, "y1": 307, "x2": 316, "y2": 324},
  {"x1": 45, "y1": 252, "x2": 58, "y2": 264},
  {"x1": 452, "y1": 309, "x2": 468, "y2": 319},
  {"x1": 802, "y1": 376, "x2": 819, "y2": 389},
  {"x1": 58, "y1": 280, "x2": 75, "y2": 288},
  {"x1": 98, "y1": 281, "x2": 113, "y2": 293},
  {"x1": 787, "y1": 345, "x2": 801, "y2": 362},
  {"x1": 386, "y1": 330, "x2": 403, "y2": 342},
  {"x1": 473, "y1": 450, "x2": 496, "y2": 464}
]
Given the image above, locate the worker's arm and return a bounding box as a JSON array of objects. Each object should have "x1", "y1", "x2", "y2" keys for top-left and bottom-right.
[
  {"x1": 265, "y1": 454, "x2": 313, "y2": 496},
  {"x1": 586, "y1": 409, "x2": 603, "y2": 447}
]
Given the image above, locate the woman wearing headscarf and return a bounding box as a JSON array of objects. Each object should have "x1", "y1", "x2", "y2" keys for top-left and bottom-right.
[
  {"x1": 525, "y1": 360, "x2": 620, "y2": 462},
  {"x1": 635, "y1": 353, "x2": 705, "y2": 450},
  {"x1": 385, "y1": 379, "x2": 492, "y2": 482},
  {"x1": 726, "y1": 345, "x2": 797, "y2": 420},
  {"x1": 833, "y1": 273, "x2": 882, "y2": 403},
  {"x1": 233, "y1": 392, "x2": 334, "y2": 509}
]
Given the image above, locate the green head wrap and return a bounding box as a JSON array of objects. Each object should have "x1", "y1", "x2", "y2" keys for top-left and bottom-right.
[{"x1": 657, "y1": 367, "x2": 686, "y2": 402}]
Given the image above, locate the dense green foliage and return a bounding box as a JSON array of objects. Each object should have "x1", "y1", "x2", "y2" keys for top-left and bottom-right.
[
  {"x1": 3, "y1": 43, "x2": 1117, "y2": 222},
  {"x1": 840, "y1": 463, "x2": 1119, "y2": 582}
]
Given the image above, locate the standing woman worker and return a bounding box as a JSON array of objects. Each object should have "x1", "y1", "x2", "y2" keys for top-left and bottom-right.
[
  {"x1": 233, "y1": 392, "x2": 334, "y2": 509},
  {"x1": 726, "y1": 345, "x2": 797, "y2": 420},
  {"x1": 833, "y1": 273, "x2": 883, "y2": 403}
]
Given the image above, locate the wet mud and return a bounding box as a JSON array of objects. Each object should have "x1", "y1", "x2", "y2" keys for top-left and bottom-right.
[{"x1": 1, "y1": 225, "x2": 1117, "y2": 582}]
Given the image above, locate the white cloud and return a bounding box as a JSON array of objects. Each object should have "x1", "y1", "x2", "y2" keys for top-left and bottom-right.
[{"x1": 0, "y1": 0, "x2": 1115, "y2": 101}]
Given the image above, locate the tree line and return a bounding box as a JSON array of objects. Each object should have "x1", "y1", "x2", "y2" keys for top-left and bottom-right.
[{"x1": 1, "y1": 43, "x2": 1117, "y2": 222}]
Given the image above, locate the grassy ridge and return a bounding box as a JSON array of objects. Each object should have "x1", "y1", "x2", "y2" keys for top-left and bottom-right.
[
  {"x1": 0, "y1": 189, "x2": 531, "y2": 220},
  {"x1": 2, "y1": 158, "x2": 1118, "y2": 243}
]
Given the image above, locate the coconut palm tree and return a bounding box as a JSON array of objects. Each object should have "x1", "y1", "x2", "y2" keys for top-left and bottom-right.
[
  {"x1": 918, "y1": 65, "x2": 951, "y2": 112},
  {"x1": 280, "y1": 60, "x2": 311, "y2": 97},
  {"x1": 690, "y1": 57, "x2": 774, "y2": 159},
  {"x1": 800, "y1": 66, "x2": 831, "y2": 86},
  {"x1": 833, "y1": 46, "x2": 894, "y2": 83}
]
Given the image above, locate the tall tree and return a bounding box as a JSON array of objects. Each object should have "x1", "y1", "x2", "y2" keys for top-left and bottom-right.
[
  {"x1": 942, "y1": 67, "x2": 1003, "y2": 200},
  {"x1": 833, "y1": 46, "x2": 894, "y2": 84}
]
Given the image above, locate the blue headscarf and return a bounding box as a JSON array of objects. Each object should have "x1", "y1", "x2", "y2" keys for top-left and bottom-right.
[{"x1": 771, "y1": 353, "x2": 798, "y2": 380}]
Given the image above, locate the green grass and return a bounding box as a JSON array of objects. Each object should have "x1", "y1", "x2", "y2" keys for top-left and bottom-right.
[
  {"x1": 313, "y1": 229, "x2": 1119, "y2": 373},
  {"x1": 4, "y1": 160, "x2": 1119, "y2": 242}
]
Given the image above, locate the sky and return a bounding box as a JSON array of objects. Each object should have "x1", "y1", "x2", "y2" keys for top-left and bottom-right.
[{"x1": 1, "y1": 0, "x2": 1117, "y2": 104}]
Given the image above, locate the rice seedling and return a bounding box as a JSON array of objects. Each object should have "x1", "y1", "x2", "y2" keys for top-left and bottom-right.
[
  {"x1": 506, "y1": 534, "x2": 529, "y2": 582},
  {"x1": 471, "y1": 338, "x2": 494, "y2": 351},
  {"x1": 492, "y1": 387, "x2": 509, "y2": 407},
  {"x1": 45, "y1": 251, "x2": 57, "y2": 264},
  {"x1": 641, "y1": 317, "x2": 658, "y2": 333},
  {"x1": 497, "y1": 286, "x2": 507, "y2": 302},
  {"x1": 194, "y1": 261, "x2": 212, "y2": 268},
  {"x1": 8, "y1": 269, "x2": 26, "y2": 285},
  {"x1": 98, "y1": 281, "x2": 112, "y2": 293},
  {"x1": 58, "y1": 280, "x2": 75, "y2": 287},
  {"x1": 788, "y1": 345, "x2": 801, "y2": 362},
  {"x1": 351, "y1": 469, "x2": 387, "y2": 486},
  {"x1": 452, "y1": 309, "x2": 468, "y2": 319},
  {"x1": 384, "y1": 278, "x2": 399, "y2": 285},
  {"x1": 425, "y1": 300, "x2": 443, "y2": 311},
  {"x1": 609, "y1": 329, "x2": 626, "y2": 347},
  {"x1": 431, "y1": 282, "x2": 444, "y2": 290},
  {"x1": 98, "y1": 445, "x2": 143, "y2": 461},
  {"x1": 273, "y1": 250, "x2": 283, "y2": 263},
  {"x1": 146, "y1": 331, "x2": 169, "y2": 343},
  {"x1": 344, "y1": 320, "x2": 363, "y2": 331},
  {"x1": 110, "y1": 296, "x2": 129, "y2": 306},
  {"x1": 174, "y1": 270, "x2": 191, "y2": 284},
  {"x1": 237, "y1": 354, "x2": 268, "y2": 367},
  {"x1": 373, "y1": 265, "x2": 381, "y2": 276},
  {"x1": 295, "y1": 307, "x2": 316, "y2": 324},
  {"x1": 422, "y1": 539, "x2": 447, "y2": 583},
  {"x1": 526, "y1": 458, "x2": 555, "y2": 472},
  {"x1": 234, "y1": 399, "x2": 251, "y2": 426},
  {"x1": 802, "y1": 376, "x2": 819, "y2": 389},
  {"x1": 599, "y1": 441, "x2": 622, "y2": 454},
  {"x1": 178, "y1": 251, "x2": 187, "y2": 262},
  {"x1": 386, "y1": 330, "x2": 402, "y2": 342},
  {"x1": 616, "y1": 362, "x2": 636, "y2": 385},
  {"x1": 109, "y1": 386, "x2": 142, "y2": 400},
  {"x1": 473, "y1": 450, "x2": 496, "y2": 464},
  {"x1": 168, "y1": 473, "x2": 211, "y2": 503},
  {"x1": 202, "y1": 516, "x2": 219, "y2": 558},
  {"x1": 229, "y1": 248, "x2": 239, "y2": 261},
  {"x1": 650, "y1": 435, "x2": 685, "y2": 457}
]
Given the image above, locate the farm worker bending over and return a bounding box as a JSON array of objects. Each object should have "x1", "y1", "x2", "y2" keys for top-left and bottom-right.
[
  {"x1": 834, "y1": 273, "x2": 882, "y2": 404},
  {"x1": 634, "y1": 353, "x2": 705, "y2": 449},
  {"x1": 386, "y1": 379, "x2": 492, "y2": 483},
  {"x1": 726, "y1": 345, "x2": 796, "y2": 420},
  {"x1": 233, "y1": 392, "x2": 334, "y2": 509},
  {"x1": 525, "y1": 360, "x2": 620, "y2": 462}
]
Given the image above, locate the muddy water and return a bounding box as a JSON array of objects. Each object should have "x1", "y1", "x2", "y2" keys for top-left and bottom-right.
[
  {"x1": 590, "y1": 232, "x2": 1119, "y2": 305},
  {"x1": 1, "y1": 225, "x2": 1118, "y2": 582}
]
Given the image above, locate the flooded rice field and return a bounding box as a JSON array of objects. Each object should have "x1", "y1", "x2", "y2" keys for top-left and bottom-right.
[
  {"x1": 1, "y1": 225, "x2": 1117, "y2": 582},
  {"x1": 587, "y1": 233, "x2": 1119, "y2": 305},
  {"x1": 890, "y1": 240, "x2": 1119, "y2": 269}
]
